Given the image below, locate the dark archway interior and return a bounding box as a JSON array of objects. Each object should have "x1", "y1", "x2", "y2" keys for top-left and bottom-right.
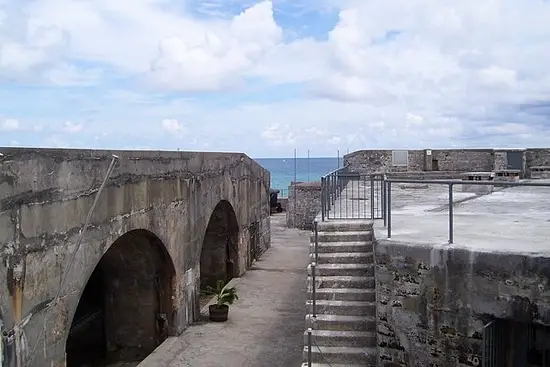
[
  {"x1": 200, "y1": 200, "x2": 240, "y2": 292},
  {"x1": 66, "y1": 230, "x2": 175, "y2": 367},
  {"x1": 485, "y1": 318, "x2": 550, "y2": 366}
]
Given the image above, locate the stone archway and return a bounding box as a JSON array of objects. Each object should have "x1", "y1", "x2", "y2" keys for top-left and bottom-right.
[
  {"x1": 200, "y1": 200, "x2": 240, "y2": 291},
  {"x1": 65, "y1": 229, "x2": 176, "y2": 367}
]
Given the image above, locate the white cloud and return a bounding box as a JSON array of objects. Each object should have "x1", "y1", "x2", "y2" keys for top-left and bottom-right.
[
  {"x1": 261, "y1": 124, "x2": 297, "y2": 147},
  {"x1": 62, "y1": 121, "x2": 84, "y2": 133},
  {"x1": 0, "y1": 118, "x2": 20, "y2": 131},
  {"x1": 2, "y1": 0, "x2": 550, "y2": 156},
  {"x1": 149, "y1": 1, "x2": 282, "y2": 91},
  {"x1": 161, "y1": 118, "x2": 184, "y2": 134}
]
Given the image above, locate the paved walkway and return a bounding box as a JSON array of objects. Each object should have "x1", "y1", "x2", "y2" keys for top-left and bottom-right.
[{"x1": 138, "y1": 213, "x2": 309, "y2": 367}]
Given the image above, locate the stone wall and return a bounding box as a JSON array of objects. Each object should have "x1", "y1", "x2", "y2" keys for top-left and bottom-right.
[
  {"x1": 286, "y1": 182, "x2": 321, "y2": 230},
  {"x1": 493, "y1": 150, "x2": 508, "y2": 171},
  {"x1": 431, "y1": 149, "x2": 494, "y2": 171},
  {"x1": 343, "y1": 148, "x2": 550, "y2": 176},
  {"x1": 344, "y1": 149, "x2": 496, "y2": 174},
  {"x1": 375, "y1": 239, "x2": 550, "y2": 366},
  {"x1": 526, "y1": 148, "x2": 550, "y2": 177},
  {"x1": 0, "y1": 148, "x2": 270, "y2": 367}
]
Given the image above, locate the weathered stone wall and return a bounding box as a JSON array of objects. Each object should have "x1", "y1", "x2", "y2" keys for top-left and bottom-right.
[
  {"x1": 375, "y1": 239, "x2": 550, "y2": 367},
  {"x1": 493, "y1": 150, "x2": 508, "y2": 171},
  {"x1": 431, "y1": 149, "x2": 494, "y2": 172},
  {"x1": 344, "y1": 150, "x2": 415, "y2": 173},
  {"x1": 526, "y1": 148, "x2": 550, "y2": 177},
  {"x1": 286, "y1": 182, "x2": 321, "y2": 230},
  {"x1": 344, "y1": 149, "x2": 495, "y2": 174},
  {"x1": 0, "y1": 148, "x2": 270, "y2": 367}
]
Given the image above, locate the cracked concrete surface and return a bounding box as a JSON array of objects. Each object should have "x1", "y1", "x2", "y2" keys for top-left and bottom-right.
[{"x1": 138, "y1": 213, "x2": 309, "y2": 367}]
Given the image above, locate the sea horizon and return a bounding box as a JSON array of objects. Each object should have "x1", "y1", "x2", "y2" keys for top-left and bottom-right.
[{"x1": 255, "y1": 157, "x2": 343, "y2": 195}]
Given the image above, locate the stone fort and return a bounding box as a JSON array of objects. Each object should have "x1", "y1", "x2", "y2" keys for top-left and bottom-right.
[
  {"x1": 294, "y1": 147, "x2": 550, "y2": 367},
  {"x1": 0, "y1": 148, "x2": 270, "y2": 367}
]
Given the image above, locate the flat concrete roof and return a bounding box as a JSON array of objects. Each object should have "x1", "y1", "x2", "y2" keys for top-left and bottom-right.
[{"x1": 373, "y1": 180, "x2": 550, "y2": 256}]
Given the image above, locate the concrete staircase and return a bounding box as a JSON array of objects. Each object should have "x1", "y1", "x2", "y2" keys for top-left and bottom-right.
[{"x1": 302, "y1": 220, "x2": 377, "y2": 367}]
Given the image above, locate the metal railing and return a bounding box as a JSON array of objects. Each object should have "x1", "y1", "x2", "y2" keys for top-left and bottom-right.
[
  {"x1": 320, "y1": 167, "x2": 385, "y2": 221},
  {"x1": 384, "y1": 178, "x2": 550, "y2": 244},
  {"x1": 306, "y1": 221, "x2": 319, "y2": 367}
]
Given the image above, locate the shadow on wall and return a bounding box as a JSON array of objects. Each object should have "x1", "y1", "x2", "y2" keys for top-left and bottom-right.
[{"x1": 65, "y1": 229, "x2": 176, "y2": 367}]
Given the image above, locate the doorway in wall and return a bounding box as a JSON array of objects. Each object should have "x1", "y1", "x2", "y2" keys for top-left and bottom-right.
[
  {"x1": 65, "y1": 230, "x2": 175, "y2": 367},
  {"x1": 483, "y1": 318, "x2": 550, "y2": 366}
]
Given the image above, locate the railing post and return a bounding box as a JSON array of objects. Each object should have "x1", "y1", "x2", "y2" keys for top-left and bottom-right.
[
  {"x1": 382, "y1": 176, "x2": 387, "y2": 226},
  {"x1": 307, "y1": 328, "x2": 312, "y2": 367},
  {"x1": 370, "y1": 175, "x2": 375, "y2": 219},
  {"x1": 314, "y1": 221, "x2": 319, "y2": 263},
  {"x1": 448, "y1": 183, "x2": 454, "y2": 244},
  {"x1": 321, "y1": 177, "x2": 326, "y2": 221},
  {"x1": 387, "y1": 181, "x2": 392, "y2": 239},
  {"x1": 311, "y1": 261, "x2": 317, "y2": 318}
]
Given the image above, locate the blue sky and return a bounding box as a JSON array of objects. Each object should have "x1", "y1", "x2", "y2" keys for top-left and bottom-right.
[{"x1": 1, "y1": 0, "x2": 550, "y2": 158}]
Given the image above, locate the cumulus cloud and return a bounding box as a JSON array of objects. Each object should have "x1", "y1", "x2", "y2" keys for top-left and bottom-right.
[
  {"x1": 2, "y1": 0, "x2": 550, "y2": 155},
  {"x1": 149, "y1": 2, "x2": 282, "y2": 91},
  {"x1": 161, "y1": 119, "x2": 184, "y2": 134},
  {"x1": 62, "y1": 121, "x2": 84, "y2": 133},
  {"x1": 0, "y1": 118, "x2": 20, "y2": 131}
]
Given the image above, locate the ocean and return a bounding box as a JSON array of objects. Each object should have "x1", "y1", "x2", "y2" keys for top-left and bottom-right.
[{"x1": 254, "y1": 157, "x2": 343, "y2": 196}]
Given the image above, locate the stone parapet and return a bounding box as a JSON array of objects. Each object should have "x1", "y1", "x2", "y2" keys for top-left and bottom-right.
[{"x1": 286, "y1": 181, "x2": 321, "y2": 230}]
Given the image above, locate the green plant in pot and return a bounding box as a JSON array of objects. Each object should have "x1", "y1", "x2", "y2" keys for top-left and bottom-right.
[{"x1": 203, "y1": 280, "x2": 239, "y2": 322}]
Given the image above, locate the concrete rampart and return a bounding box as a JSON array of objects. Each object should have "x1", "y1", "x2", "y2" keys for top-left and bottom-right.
[
  {"x1": 374, "y1": 238, "x2": 550, "y2": 366},
  {"x1": 0, "y1": 147, "x2": 270, "y2": 367}
]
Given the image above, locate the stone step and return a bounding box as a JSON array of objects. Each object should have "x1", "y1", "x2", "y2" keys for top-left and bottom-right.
[
  {"x1": 308, "y1": 276, "x2": 375, "y2": 289},
  {"x1": 316, "y1": 252, "x2": 373, "y2": 264},
  {"x1": 309, "y1": 241, "x2": 372, "y2": 253},
  {"x1": 309, "y1": 288, "x2": 376, "y2": 302},
  {"x1": 306, "y1": 300, "x2": 376, "y2": 316},
  {"x1": 315, "y1": 263, "x2": 374, "y2": 277},
  {"x1": 303, "y1": 346, "x2": 377, "y2": 365},
  {"x1": 304, "y1": 329, "x2": 376, "y2": 347},
  {"x1": 311, "y1": 231, "x2": 373, "y2": 243},
  {"x1": 316, "y1": 220, "x2": 373, "y2": 232},
  {"x1": 305, "y1": 314, "x2": 376, "y2": 331}
]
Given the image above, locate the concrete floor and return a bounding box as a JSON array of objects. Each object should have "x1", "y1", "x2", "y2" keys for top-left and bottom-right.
[
  {"x1": 368, "y1": 180, "x2": 550, "y2": 255},
  {"x1": 137, "y1": 213, "x2": 309, "y2": 367}
]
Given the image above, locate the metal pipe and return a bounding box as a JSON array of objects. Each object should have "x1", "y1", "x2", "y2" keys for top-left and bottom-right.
[
  {"x1": 386, "y1": 178, "x2": 550, "y2": 187},
  {"x1": 387, "y1": 181, "x2": 392, "y2": 238},
  {"x1": 314, "y1": 221, "x2": 319, "y2": 263},
  {"x1": 383, "y1": 178, "x2": 387, "y2": 227},
  {"x1": 370, "y1": 175, "x2": 375, "y2": 219},
  {"x1": 321, "y1": 177, "x2": 326, "y2": 221},
  {"x1": 293, "y1": 148, "x2": 297, "y2": 228},
  {"x1": 307, "y1": 328, "x2": 313, "y2": 367},
  {"x1": 311, "y1": 261, "x2": 317, "y2": 318},
  {"x1": 449, "y1": 183, "x2": 454, "y2": 244}
]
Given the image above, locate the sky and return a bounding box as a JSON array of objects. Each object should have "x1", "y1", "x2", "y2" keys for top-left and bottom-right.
[{"x1": 1, "y1": 0, "x2": 550, "y2": 158}]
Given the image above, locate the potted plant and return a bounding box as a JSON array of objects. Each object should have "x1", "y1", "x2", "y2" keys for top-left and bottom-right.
[{"x1": 203, "y1": 280, "x2": 239, "y2": 322}]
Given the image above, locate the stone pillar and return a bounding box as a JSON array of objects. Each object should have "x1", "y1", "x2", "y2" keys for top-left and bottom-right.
[
  {"x1": 286, "y1": 182, "x2": 322, "y2": 230},
  {"x1": 493, "y1": 150, "x2": 508, "y2": 171},
  {"x1": 424, "y1": 149, "x2": 433, "y2": 171}
]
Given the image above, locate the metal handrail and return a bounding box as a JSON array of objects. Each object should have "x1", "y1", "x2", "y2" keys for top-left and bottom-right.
[
  {"x1": 320, "y1": 168, "x2": 385, "y2": 221},
  {"x1": 384, "y1": 178, "x2": 550, "y2": 243},
  {"x1": 306, "y1": 221, "x2": 319, "y2": 367}
]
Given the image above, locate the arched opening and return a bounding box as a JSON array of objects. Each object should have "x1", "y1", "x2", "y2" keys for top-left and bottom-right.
[
  {"x1": 200, "y1": 200, "x2": 239, "y2": 295},
  {"x1": 65, "y1": 229, "x2": 175, "y2": 367}
]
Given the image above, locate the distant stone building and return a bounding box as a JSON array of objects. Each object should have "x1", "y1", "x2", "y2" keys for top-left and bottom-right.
[{"x1": 344, "y1": 148, "x2": 550, "y2": 178}]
